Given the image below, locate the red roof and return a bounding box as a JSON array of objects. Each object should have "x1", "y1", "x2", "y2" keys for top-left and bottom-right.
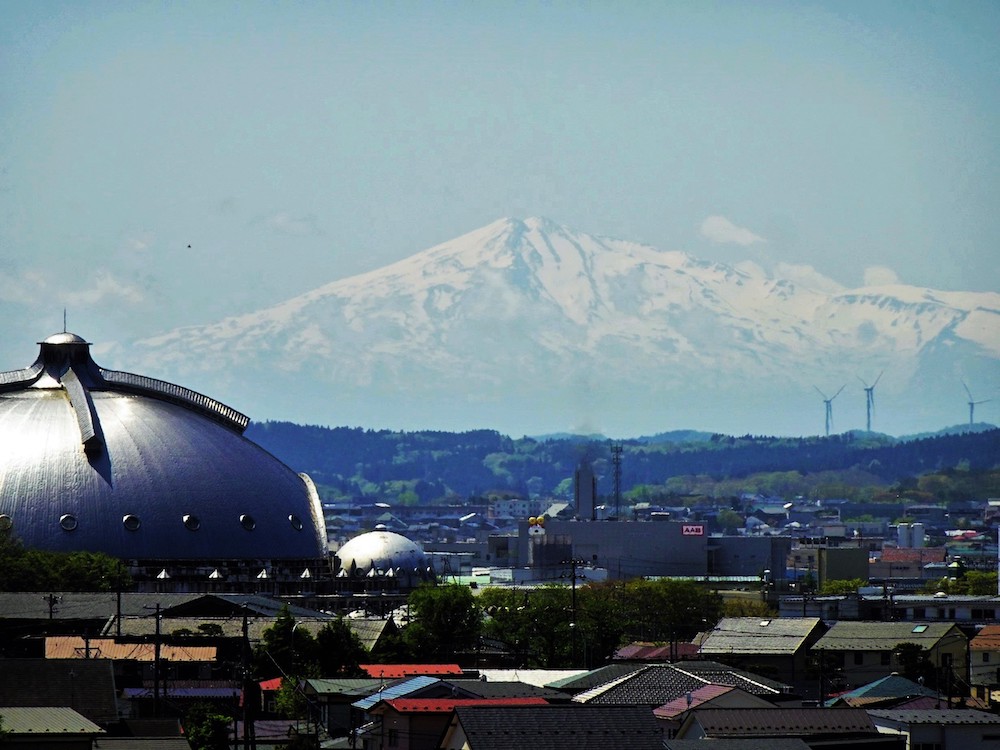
[
  {"x1": 360, "y1": 664, "x2": 464, "y2": 678},
  {"x1": 654, "y1": 685, "x2": 735, "y2": 718},
  {"x1": 971, "y1": 624, "x2": 1000, "y2": 651},
  {"x1": 880, "y1": 547, "x2": 946, "y2": 563},
  {"x1": 259, "y1": 677, "x2": 283, "y2": 691},
  {"x1": 380, "y1": 697, "x2": 548, "y2": 714}
]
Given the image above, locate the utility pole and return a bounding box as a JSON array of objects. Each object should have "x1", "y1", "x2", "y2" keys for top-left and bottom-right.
[
  {"x1": 153, "y1": 603, "x2": 161, "y2": 717},
  {"x1": 563, "y1": 558, "x2": 586, "y2": 665},
  {"x1": 241, "y1": 606, "x2": 256, "y2": 750}
]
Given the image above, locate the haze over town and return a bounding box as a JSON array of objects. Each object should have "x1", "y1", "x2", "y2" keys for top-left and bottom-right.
[{"x1": 1, "y1": 2, "x2": 998, "y2": 437}]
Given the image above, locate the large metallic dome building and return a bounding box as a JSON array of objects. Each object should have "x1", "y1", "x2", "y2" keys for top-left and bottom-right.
[{"x1": 0, "y1": 332, "x2": 327, "y2": 577}]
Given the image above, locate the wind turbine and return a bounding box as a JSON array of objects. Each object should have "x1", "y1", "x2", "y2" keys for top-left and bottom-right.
[
  {"x1": 962, "y1": 381, "x2": 990, "y2": 428},
  {"x1": 858, "y1": 371, "x2": 883, "y2": 433},
  {"x1": 814, "y1": 384, "x2": 845, "y2": 437}
]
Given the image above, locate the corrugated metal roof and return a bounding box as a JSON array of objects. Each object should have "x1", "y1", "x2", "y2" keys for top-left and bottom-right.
[
  {"x1": 352, "y1": 676, "x2": 441, "y2": 710},
  {"x1": 699, "y1": 617, "x2": 822, "y2": 656},
  {"x1": 0, "y1": 706, "x2": 104, "y2": 734},
  {"x1": 812, "y1": 621, "x2": 964, "y2": 651},
  {"x1": 45, "y1": 636, "x2": 216, "y2": 662},
  {"x1": 377, "y1": 697, "x2": 548, "y2": 713}
]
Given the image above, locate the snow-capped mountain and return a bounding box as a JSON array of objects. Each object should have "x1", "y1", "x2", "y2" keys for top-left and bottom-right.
[{"x1": 122, "y1": 217, "x2": 1000, "y2": 437}]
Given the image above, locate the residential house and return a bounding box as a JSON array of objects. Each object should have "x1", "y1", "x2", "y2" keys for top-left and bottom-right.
[
  {"x1": 969, "y1": 624, "x2": 1000, "y2": 705},
  {"x1": 869, "y1": 547, "x2": 947, "y2": 584},
  {"x1": 868, "y1": 708, "x2": 1000, "y2": 750},
  {"x1": 696, "y1": 616, "x2": 827, "y2": 698},
  {"x1": 811, "y1": 622, "x2": 967, "y2": 696},
  {"x1": 0, "y1": 659, "x2": 120, "y2": 726},
  {"x1": 45, "y1": 636, "x2": 217, "y2": 686},
  {"x1": 438, "y1": 704, "x2": 665, "y2": 750},
  {"x1": 363, "y1": 697, "x2": 548, "y2": 750},
  {"x1": 653, "y1": 684, "x2": 775, "y2": 737},
  {"x1": 301, "y1": 678, "x2": 385, "y2": 739},
  {"x1": 664, "y1": 740, "x2": 812, "y2": 750},
  {"x1": 674, "y1": 707, "x2": 902, "y2": 748},
  {"x1": 571, "y1": 662, "x2": 788, "y2": 707}
]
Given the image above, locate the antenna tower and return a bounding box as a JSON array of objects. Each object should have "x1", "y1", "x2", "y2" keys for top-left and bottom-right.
[{"x1": 610, "y1": 441, "x2": 623, "y2": 520}]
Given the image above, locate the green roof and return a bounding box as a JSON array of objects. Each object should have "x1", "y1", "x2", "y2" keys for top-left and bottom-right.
[{"x1": 0, "y1": 706, "x2": 104, "y2": 734}]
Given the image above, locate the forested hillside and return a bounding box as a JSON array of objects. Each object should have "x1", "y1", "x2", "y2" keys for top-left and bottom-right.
[{"x1": 246, "y1": 422, "x2": 1000, "y2": 504}]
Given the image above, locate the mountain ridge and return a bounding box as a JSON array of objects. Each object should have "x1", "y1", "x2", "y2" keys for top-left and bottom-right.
[{"x1": 113, "y1": 217, "x2": 999, "y2": 438}]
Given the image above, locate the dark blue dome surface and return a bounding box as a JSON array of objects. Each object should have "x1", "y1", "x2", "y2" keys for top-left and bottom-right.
[{"x1": 0, "y1": 333, "x2": 326, "y2": 561}]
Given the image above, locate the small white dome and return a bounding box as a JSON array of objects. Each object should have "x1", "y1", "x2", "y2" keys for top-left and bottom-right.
[{"x1": 336, "y1": 530, "x2": 427, "y2": 574}]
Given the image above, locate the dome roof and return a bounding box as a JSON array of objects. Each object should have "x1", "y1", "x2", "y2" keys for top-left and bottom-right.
[
  {"x1": 0, "y1": 332, "x2": 326, "y2": 561},
  {"x1": 336, "y1": 530, "x2": 428, "y2": 574}
]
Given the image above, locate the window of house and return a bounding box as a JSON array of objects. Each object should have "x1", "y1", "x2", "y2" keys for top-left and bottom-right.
[
  {"x1": 388, "y1": 728, "x2": 398, "y2": 747},
  {"x1": 881, "y1": 652, "x2": 891, "y2": 666},
  {"x1": 983, "y1": 652, "x2": 991, "y2": 663},
  {"x1": 913, "y1": 607, "x2": 925, "y2": 618},
  {"x1": 854, "y1": 651, "x2": 864, "y2": 665}
]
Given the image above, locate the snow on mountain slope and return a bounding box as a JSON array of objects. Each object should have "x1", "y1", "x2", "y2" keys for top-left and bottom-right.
[{"x1": 127, "y1": 217, "x2": 999, "y2": 436}]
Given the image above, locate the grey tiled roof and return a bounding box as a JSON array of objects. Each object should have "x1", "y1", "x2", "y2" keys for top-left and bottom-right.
[
  {"x1": 574, "y1": 665, "x2": 707, "y2": 706},
  {"x1": 686, "y1": 707, "x2": 876, "y2": 736},
  {"x1": 671, "y1": 661, "x2": 790, "y2": 694},
  {"x1": 447, "y1": 679, "x2": 568, "y2": 701},
  {"x1": 544, "y1": 663, "x2": 645, "y2": 691},
  {"x1": 452, "y1": 704, "x2": 664, "y2": 750},
  {"x1": 573, "y1": 663, "x2": 786, "y2": 706},
  {"x1": 664, "y1": 740, "x2": 811, "y2": 750},
  {"x1": 868, "y1": 708, "x2": 1000, "y2": 725}
]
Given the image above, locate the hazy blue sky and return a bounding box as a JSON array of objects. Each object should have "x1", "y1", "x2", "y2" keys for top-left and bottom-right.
[{"x1": 1, "y1": 0, "x2": 998, "y2": 364}]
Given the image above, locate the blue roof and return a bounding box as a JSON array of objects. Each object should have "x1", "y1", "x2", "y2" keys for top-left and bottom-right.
[{"x1": 352, "y1": 676, "x2": 440, "y2": 710}]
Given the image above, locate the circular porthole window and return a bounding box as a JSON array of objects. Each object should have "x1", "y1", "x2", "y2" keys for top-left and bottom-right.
[
  {"x1": 182, "y1": 514, "x2": 201, "y2": 531},
  {"x1": 288, "y1": 514, "x2": 303, "y2": 531},
  {"x1": 122, "y1": 514, "x2": 141, "y2": 532},
  {"x1": 60, "y1": 514, "x2": 78, "y2": 532},
  {"x1": 0, "y1": 514, "x2": 12, "y2": 531},
  {"x1": 239, "y1": 514, "x2": 256, "y2": 531}
]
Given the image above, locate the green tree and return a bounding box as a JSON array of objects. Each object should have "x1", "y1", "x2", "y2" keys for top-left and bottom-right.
[
  {"x1": 183, "y1": 702, "x2": 232, "y2": 750},
  {"x1": 254, "y1": 606, "x2": 319, "y2": 680},
  {"x1": 820, "y1": 578, "x2": 867, "y2": 595},
  {"x1": 315, "y1": 618, "x2": 368, "y2": 677},
  {"x1": 403, "y1": 584, "x2": 481, "y2": 661},
  {"x1": 274, "y1": 678, "x2": 308, "y2": 719},
  {"x1": 716, "y1": 509, "x2": 743, "y2": 533}
]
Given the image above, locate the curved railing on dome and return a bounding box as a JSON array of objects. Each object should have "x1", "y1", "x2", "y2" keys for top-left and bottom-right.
[
  {"x1": 99, "y1": 368, "x2": 250, "y2": 433},
  {"x1": 0, "y1": 362, "x2": 43, "y2": 391}
]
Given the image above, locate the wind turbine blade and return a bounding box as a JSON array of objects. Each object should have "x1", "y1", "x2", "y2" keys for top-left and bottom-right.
[
  {"x1": 872, "y1": 371, "x2": 883, "y2": 388},
  {"x1": 814, "y1": 386, "x2": 827, "y2": 400},
  {"x1": 963, "y1": 381, "x2": 974, "y2": 401},
  {"x1": 857, "y1": 375, "x2": 869, "y2": 388},
  {"x1": 832, "y1": 384, "x2": 846, "y2": 400}
]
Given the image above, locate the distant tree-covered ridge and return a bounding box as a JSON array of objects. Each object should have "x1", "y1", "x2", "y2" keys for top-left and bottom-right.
[{"x1": 246, "y1": 422, "x2": 1000, "y2": 505}]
